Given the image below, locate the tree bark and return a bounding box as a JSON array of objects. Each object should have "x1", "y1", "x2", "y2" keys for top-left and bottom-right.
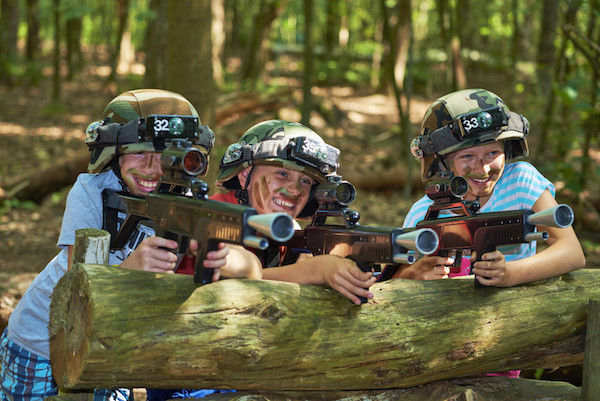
[
  {"x1": 166, "y1": 0, "x2": 216, "y2": 126},
  {"x1": 144, "y1": 0, "x2": 167, "y2": 88},
  {"x1": 52, "y1": 0, "x2": 61, "y2": 101},
  {"x1": 107, "y1": 0, "x2": 130, "y2": 83},
  {"x1": 25, "y1": 0, "x2": 40, "y2": 62},
  {"x1": 300, "y1": 0, "x2": 314, "y2": 126},
  {"x1": 211, "y1": 0, "x2": 226, "y2": 87},
  {"x1": 536, "y1": 0, "x2": 559, "y2": 97},
  {"x1": 50, "y1": 265, "x2": 598, "y2": 390}
]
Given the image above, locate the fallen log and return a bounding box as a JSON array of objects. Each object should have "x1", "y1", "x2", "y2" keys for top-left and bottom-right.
[{"x1": 50, "y1": 262, "x2": 598, "y2": 391}]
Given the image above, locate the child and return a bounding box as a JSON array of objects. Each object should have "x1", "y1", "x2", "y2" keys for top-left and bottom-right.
[
  {"x1": 146, "y1": 119, "x2": 377, "y2": 401},
  {"x1": 214, "y1": 119, "x2": 377, "y2": 304},
  {"x1": 0, "y1": 89, "x2": 248, "y2": 400},
  {"x1": 397, "y1": 88, "x2": 585, "y2": 286}
]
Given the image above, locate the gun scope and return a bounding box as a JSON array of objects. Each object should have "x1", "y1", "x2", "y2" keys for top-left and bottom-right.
[
  {"x1": 314, "y1": 180, "x2": 356, "y2": 206},
  {"x1": 425, "y1": 173, "x2": 468, "y2": 200},
  {"x1": 161, "y1": 141, "x2": 208, "y2": 176}
]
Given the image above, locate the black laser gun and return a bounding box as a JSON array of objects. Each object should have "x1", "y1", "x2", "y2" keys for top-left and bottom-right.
[{"x1": 105, "y1": 139, "x2": 295, "y2": 284}]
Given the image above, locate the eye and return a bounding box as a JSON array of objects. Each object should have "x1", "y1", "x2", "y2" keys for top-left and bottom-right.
[
  {"x1": 300, "y1": 177, "x2": 314, "y2": 187},
  {"x1": 275, "y1": 170, "x2": 289, "y2": 178}
]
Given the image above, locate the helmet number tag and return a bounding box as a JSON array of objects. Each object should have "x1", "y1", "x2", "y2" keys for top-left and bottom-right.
[
  {"x1": 456, "y1": 106, "x2": 507, "y2": 138},
  {"x1": 146, "y1": 115, "x2": 199, "y2": 141}
]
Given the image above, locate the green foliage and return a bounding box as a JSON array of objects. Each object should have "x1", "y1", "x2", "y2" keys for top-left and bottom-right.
[{"x1": 0, "y1": 199, "x2": 37, "y2": 217}]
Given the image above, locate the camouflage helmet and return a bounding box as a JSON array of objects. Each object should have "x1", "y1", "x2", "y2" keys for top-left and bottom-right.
[
  {"x1": 411, "y1": 89, "x2": 530, "y2": 180},
  {"x1": 86, "y1": 89, "x2": 214, "y2": 173},
  {"x1": 217, "y1": 120, "x2": 341, "y2": 217}
]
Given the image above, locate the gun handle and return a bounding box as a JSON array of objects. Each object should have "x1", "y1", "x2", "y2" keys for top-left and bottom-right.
[
  {"x1": 350, "y1": 258, "x2": 373, "y2": 305},
  {"x1": 194, "y1": 239, "x2": 219, "y2": 284},
  {"x1": 473, "y1": 245, "x2": 494, "y2": 288}
]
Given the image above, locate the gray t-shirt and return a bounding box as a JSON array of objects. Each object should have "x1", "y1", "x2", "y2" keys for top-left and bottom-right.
[{"x1": 7, "y1": 170, "x2": 155, "y2": 359}]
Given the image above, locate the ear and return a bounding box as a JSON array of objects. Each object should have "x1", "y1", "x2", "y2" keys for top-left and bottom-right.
[{"x1": 237, "y1": 167, "x2": 252, "y2": 188}]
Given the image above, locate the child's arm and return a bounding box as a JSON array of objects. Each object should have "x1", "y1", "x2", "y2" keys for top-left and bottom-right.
[
  {"x1": 262, "y1": 254, "x2": 377, "y2": 305},
  {"x1": 392, "y1": 256, "x2": 453, "y2": 280},
  {"x1": 472, "y1": 189, "x2": 586, "y2": 287}
]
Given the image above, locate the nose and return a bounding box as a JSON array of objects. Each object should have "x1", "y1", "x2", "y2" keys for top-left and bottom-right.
[{"x1": 144, "y1": 153, "x2": 163, "y2": 174}]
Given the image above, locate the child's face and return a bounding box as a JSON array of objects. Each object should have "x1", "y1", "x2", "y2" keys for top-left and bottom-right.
[
  {"x1": 119, "y1": 152, "x2": 163, "y2": 196},
  {"x1": 447, "y1": 141, "x2": 505, "y2": 201},
  {"x1": 241, "y1": 165, "x2": 315, "y2": 218}
]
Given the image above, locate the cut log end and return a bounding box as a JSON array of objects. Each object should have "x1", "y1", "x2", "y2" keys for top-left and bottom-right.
[{"x1": 50, "y1": 267, "x2": 92, "y2": 389}]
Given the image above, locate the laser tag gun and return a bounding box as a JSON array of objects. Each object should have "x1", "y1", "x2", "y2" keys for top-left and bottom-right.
[
  {"x1": 101, "y1": 116, "x2": 295, "y2": 284},
  {"x1": 415, "y1": 171, "x2": 575, "y2": 286},
  {"x1": 282, "y1": 175, "x2": 440, "y2": 301}
]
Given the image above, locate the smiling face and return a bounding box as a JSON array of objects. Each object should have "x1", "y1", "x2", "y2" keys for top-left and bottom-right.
[
  {"x1": 446, "y1": 141, "x2": 505, "y2": 204},
  {"x1": 119, "y1": 152, "x2": 163, "y2": 196},
  {"x1": 238, "y1": 165, "x2": 315, "y2": 218}
]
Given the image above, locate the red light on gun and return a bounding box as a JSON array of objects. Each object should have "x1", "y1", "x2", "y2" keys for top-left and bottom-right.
[{"x1": 183, "y1": 149, "x2": 207, "y2": 175}]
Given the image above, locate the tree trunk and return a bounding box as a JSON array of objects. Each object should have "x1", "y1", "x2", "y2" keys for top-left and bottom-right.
[
  {"x1": 325, "y1": 0, "x2": 341, "y2": 52},
  {"x1": 0, "y1": 0, "x2": 19, "y2": 85},
  {"x1": 144, "y1": 0, "x2": 167, "y2": 88},
  {"x1": 25, "y1": 0, "x2": 40, "y2": 62},
  {"x1": 536, "y1": 0, "x2": 559, "y2": 97},
  {"x1": 240, "y1": 0, "x2": 283, "y2": 84},
  {"x1": 107, "y1": 0, "x2": 130, "y2": 83},
  {"x1": 52, "y1": 0, "x2": 61, "y2": 101},
  {"x1": 65, "y1": 16, "x2": 83, "y2": 81},
  {"x1": 211, "y1": 0, "x2": 226, "y2": 87},
  {"x1": 50, "y1": 264, "x2": 597, "y2": 390},
  {"x1": 300, "y1": 0, "x2": 314, "y2": 126},
  {"x1": 166, "y1": 0, "x2": 216, "y2": 126}
]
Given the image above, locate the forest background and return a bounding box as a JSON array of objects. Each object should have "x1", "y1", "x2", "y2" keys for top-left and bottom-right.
[
  {"x1": 0, "y1": 0, "x2": 599, "y2": 337},
  {"x1": 0, "y1": 0, "x2": 599, "y2": 391}
]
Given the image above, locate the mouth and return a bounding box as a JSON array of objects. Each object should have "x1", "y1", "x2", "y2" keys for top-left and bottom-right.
[
  {"x1": 272, "y1": 196, "x2": 296, "y2": 211},
  {"x1": 469, "y1": 176, "x2": 493, "y2": 186},
  {"x1": 133, "y1": 176, "x2": 159, "y2": 193}
]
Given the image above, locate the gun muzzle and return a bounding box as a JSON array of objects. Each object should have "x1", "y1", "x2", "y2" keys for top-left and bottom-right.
[
  {"x1": 243, "y1": 235, "x2": 269, "y2": 250},
  {"x1": 524, "y1": 231, "x2": 549, "y2": 242},
  {"x1": 526, "y1": 204, "x2": 574, "y2": 228},
  {"x1": 247, "y1": 212, "x2": 295, "y2": 242},
  {"x1": 393, "y1": 253, "x2": 416, "y2": 264},
  {"x1": 395, "y1": 228, "x2": 440, "y2": 255}
]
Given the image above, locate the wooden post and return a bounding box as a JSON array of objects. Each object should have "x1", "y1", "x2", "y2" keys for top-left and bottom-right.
[
  {"x1": 51, "y1": 229, "x2": 111, "y2": 401},
  {"x1": 581, "y1": 297, "x2": 600, "y2": 400}
]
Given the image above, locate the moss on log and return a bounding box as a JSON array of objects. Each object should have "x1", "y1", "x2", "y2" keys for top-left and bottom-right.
[{"x1": 50, "y1": 265, "x2": 598, "y2": 391}]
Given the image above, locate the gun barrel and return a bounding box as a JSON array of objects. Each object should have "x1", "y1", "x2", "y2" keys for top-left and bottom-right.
[
  {"x1": 393, "y1": 253, "x2": 416, "y2": 264},
  {"x1": 395, "y1": 228, "x2": 439, "y2": 255},
  {"x1": 247, "y1": 212, "x2": 295, "y2": 242},
  {"x1": 524, "y1": 231, "x2": 549, "y2": 242},
  {"x1": 526, "y1": 204, "x2": 574, "y2": 228},
  {"x1": 243, "y1": 235, "x2": 269, "y2": 250}
]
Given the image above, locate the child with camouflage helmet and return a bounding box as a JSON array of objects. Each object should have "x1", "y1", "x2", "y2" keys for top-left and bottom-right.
[
  {"x1": 144, "y1": 120, "x2": 377, "y2": 401},
  {"x1": 214, "y1": 120, "x2": 377, "y2": 305},
  {"x1": 0, "y1": 89, "x2": 254, "y2": 399},
  {"x1": 396, "y1": 88, "x2": 585, "y2": 287}
]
